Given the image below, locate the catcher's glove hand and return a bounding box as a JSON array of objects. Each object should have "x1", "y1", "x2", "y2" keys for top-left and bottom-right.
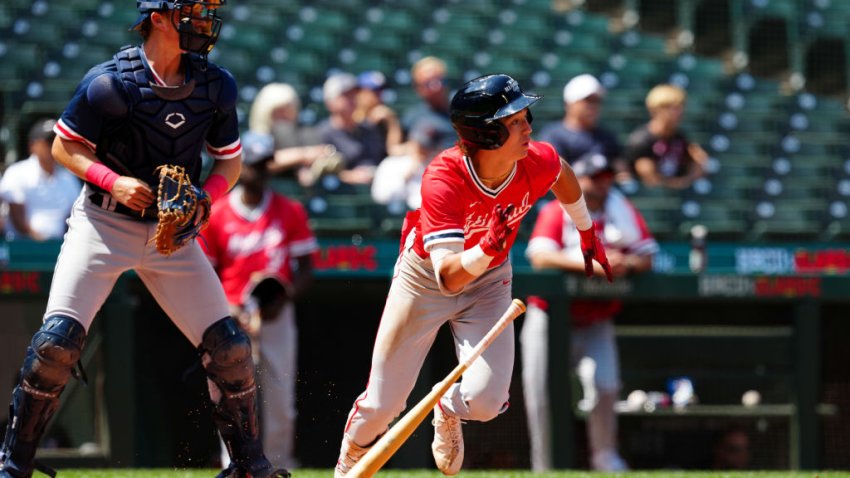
[{"x1": 152, "y1": 165, "x2": 210, "y2": 255}]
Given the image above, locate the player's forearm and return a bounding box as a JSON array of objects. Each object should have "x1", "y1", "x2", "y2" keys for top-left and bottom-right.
[
  {"x1": 208, "y1": 156, "x2": 242, "y2": 189},
  {"x1": 437, "y1": 253, "x2": 480, "y2": 294},
  {"x1": 7, "y1": 203, "x2": 37, "y2": 239},
  {"x1": 529, "y1": 250, "x2": 585, "y2": 273},
  {"x1": 52, "y1": 137, "x2": 100, "y2": 181},
  {"x1": 550, "y1": 159, "x2": 583, "y2": 204}
]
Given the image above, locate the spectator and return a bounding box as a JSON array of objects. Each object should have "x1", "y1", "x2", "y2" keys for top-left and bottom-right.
[
  {"x1": 400, "y1": 56, "x2": 456, "y2": 150},
  {"x1": 355, "y1": 71, "x2": 403, "y2": 154},
  {"x1": 248, "y1": 82, "x2": 341, "y2": 186},
  {"x1": 0, "y1": 119, "x2": 80, "y2": 241},
  {"x1": 201, "y1": 132, "x2": 318, "y2": 470},
  {"x1": 625, "y1": 84, "x2": 709, "y2": 189},
  {"x1": 712, "y1": 428, "x2": 751, "y2": 470},
  {"x1": 538, "y1": 74, "x2": 629, "y2": 181},
  {"x1": 371, "y1": 116, "x2": 444, "y2": 210},
  {"x1": 521, "y1": 152, "x2": 658, "y2": 472},
  {"x1": 318, "y1": 72, "x2": 387, "y2": 185}
]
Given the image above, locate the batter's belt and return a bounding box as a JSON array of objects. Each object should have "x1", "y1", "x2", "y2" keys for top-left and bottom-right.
[{"x1": 88, "y1": 192, "x2": 158, "y2": 221}]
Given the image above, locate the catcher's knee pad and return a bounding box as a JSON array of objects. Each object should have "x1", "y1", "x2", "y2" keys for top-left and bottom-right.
[
  {"x1": 22, "y1": 315, "x2": 87, "y2": 396},
  {"x1": 201, "y1": 317, "x2": 255, "y2": 395}
]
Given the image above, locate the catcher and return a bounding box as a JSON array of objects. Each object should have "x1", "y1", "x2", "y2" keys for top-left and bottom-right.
[
  {"x1": 0, "y1": 2, "x2": 288, "y2": 477},
  {"x1": 201, "y1": 132, "x2": 318, "y2": 469}
]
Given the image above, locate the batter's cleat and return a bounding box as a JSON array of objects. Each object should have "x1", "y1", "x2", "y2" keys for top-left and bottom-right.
[
  {"x1": 431, "y1": 403, "x2": 464, "y2": 476},
  {"x1": 334, "y1": 434, "x2": 370, "y2": 478}
]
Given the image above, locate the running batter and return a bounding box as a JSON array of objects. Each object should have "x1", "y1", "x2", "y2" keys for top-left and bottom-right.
[
  {"x1": 0, "y1": 2, "x2": 287, "y2": 477},
  {"x1": 334, "y1": 74, "x2": 612, "y2": 477}
]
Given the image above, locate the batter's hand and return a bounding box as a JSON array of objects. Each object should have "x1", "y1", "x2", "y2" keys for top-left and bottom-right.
[
  {"x1": 479, "y1": 203, "x2": 515, "y2": 256},
  {"x1": 111, "y1": 176, "x2": 155, "y2": 211},
  {"x1": 578, "y1": 225, "x2": 613, "y2": 282}
]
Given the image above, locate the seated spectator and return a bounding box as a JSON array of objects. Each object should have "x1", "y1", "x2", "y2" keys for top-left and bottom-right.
[
  {"x1": 400, "y1": 56, "x2": 456, "y2": 151},
  {"x1": 318, "y1": 72, "x2": 387, "y2": 185},
  {"x1": 538, "y1": 74, "x2": 630, "y2": 182},
  {"x1": 0, "y1": 119, "x2": 80, "y2": 241},
  {"x1": 626, "y1": 84, "x2": 709, "y2": 189},
  {"x1": 371, "y1": 116, "x2": 444, "y2": 210},
  {"x1": 248, "y1": 82, "x2": 340, "y2": 186},
  {"x1": 355, "y1": 71, "x2": 403, "y2": 155}
]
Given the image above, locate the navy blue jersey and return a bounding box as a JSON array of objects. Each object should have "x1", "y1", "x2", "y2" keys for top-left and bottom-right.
[{"x1": 55, "y1": 45, "x2": 241, "y2": 189}]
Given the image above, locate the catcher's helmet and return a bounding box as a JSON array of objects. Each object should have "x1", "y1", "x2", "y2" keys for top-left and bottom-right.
[
  {"x1": 132, "y1": 0, "x2": 225, "y2": 57},
  {"x1": 450, "y1": 74, "x2": 541, "y2": 150}
]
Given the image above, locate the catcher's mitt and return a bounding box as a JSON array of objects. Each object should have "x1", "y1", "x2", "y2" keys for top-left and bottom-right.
[{"x1": 152, "y1": 164, "x2": 210, "y2": 255}]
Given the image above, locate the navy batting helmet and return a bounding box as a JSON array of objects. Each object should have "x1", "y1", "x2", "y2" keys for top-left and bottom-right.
[
  {"x1": 132, "y1": 0, "x2": 225, "y2": 57},
  {"x1": 450, "y1": 74, "x2": 541, "y2": 150}
]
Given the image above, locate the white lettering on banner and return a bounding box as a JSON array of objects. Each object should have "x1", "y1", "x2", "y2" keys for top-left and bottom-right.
[
  {"x1": 735, "y1": 247, "x2": 795, "y2": 275},
  {"x1": 698, "y1": 275, "x2": 754, "y2": 297},
  {"x1": 464, "y1": 193, "x2": 532, "y2": 236}
]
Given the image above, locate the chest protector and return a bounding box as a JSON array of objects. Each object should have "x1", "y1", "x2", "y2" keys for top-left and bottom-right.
[{"x1": 97, "y1": 46, "x2": 228, "y2": 188}]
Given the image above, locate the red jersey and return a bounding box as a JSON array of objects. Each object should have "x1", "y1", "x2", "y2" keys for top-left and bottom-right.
[
  {"x1": 201, "y1": 189, "x2": 318, "y2": 306},
  {"x1": 527, "y1": 189, "x2": 658, "y2": 327},
  {"x1": 410, "y1": 141, "x2": 562, "y2": 268}
]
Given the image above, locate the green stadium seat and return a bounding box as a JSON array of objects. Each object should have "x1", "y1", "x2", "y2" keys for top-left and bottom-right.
[
  {"x1": 749, "y1": 198, "x2": 826, "y2": 240},
  {"x1": 679, "y1": 199, "x2": 750, "y2": 240},
  {"x1": 0, "y1": 4, "x2": 11, "y2": 30}
]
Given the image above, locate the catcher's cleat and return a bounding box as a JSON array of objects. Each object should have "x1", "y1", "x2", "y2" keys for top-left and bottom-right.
[
  {"x1": 216, "y1": 462, "x2": 290, "y2": 478},
  {"x1": 334, "y1": 434, "x2": 370, "y2": 478},
  {"x1": 431, "y1": 403, "x2": 465, "y2": 476}
]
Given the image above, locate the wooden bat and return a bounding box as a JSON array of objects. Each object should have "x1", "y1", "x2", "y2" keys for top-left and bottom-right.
[{"x1": 347, "y1": 298, "x2": 527, "y2": 478}]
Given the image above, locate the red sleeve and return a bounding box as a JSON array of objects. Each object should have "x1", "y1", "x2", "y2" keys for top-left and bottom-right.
[
  {"x1": 284, "y1": 197, "x2": 319, "y2": 257},
  {"x1": 529, "y1": 200, "x2": 565, "y2": 247},
  {"x1": 419, "y1": 165, "x2": 466, "y2": 249}
]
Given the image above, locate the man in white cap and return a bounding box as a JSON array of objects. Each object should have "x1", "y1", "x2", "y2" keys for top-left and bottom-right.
[
  {"x1": 318, "y1": 72, "x2": 387, "y2": 185},
  {"x1": 538, "y1": 74, "x2": 627, "y2": 179}
]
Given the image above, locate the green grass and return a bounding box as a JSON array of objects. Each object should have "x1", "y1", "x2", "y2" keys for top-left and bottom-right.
[{"x1": 52, "y1": 471, "x2": 850, "y2": 478}]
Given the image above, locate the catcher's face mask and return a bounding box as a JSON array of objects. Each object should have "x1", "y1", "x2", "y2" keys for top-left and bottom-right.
[{"x1": 171, "y1": 0, "x2": 224, "y2": 56}]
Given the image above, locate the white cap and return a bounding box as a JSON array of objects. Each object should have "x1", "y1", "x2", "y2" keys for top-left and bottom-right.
[
  {"x1": 323, "y1": 72, "x2": 358, "y2": 102},
  {"x1": 563, "y1": 74, "x2": 606, "y2": 104}
]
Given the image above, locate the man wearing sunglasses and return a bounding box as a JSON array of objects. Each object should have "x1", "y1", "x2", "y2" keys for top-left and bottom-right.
[{"x1": 0, "y1": 2, "x2": 288, "y2": 477}]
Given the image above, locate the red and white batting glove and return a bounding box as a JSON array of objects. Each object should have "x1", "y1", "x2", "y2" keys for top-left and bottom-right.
[
  {"x1": 578, "y1": 225, "x2": 613, "y2": 283},
  {"x1": 479, "y1": 203, "x2": 515, "y2": 256}
]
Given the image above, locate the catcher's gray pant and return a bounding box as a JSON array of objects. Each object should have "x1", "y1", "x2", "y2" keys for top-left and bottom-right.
[
  {"x1": 520, "y1": 303, "x2": 621, "y2": 471},
  {"x1": 45, "y1": 186, "x2": 231, "y2": 345},
  {"x1": 341, "y1": 247, "x2": 514, "y2": 447}
]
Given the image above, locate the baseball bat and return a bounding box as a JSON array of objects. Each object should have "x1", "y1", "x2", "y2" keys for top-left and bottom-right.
[{"x1": 347, "y1": 298, "x2": 526, "y2": 478}]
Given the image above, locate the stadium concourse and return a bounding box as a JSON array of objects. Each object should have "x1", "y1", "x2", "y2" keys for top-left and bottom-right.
[{"x1": 1, "y1": 0, "x2": 850, "y2": 473}]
